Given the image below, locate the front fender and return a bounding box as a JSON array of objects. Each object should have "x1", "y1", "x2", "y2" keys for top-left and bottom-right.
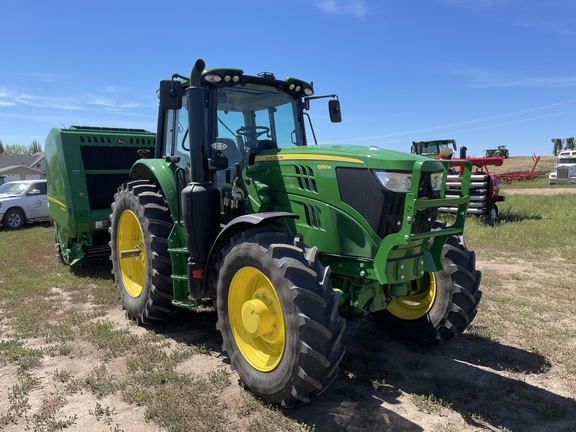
[
  {"x1": 201, "y1": 212, "x2": 298, "y2": 298},
  {"x1": 208, "y1": 211, "x2": 298, "y2": 264}
]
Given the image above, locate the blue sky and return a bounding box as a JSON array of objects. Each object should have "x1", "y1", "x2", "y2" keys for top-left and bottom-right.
[{"x1": 1, "y1": 0, "x2": 574, "y2": 157}]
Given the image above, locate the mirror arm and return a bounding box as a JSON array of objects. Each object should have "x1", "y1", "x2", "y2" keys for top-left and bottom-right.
[
  {"x1": 303, "y1": 112, "x2": 318, "y2": 146},
  {"x1": 303, "y1": 94, "x2": 338, "y2": 110}
]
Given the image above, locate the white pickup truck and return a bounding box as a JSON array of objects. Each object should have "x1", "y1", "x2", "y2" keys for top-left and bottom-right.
[
  {"x1": 0, "y1": 180, "x2": 50, "y2": 229},
  {"x1": 549, "y1": 150, "x2": 576, "y2": 185}
]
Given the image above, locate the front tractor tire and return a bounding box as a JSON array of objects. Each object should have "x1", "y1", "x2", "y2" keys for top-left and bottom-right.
[
  {"x1": 216, "y1": 228, "x2": 346, "y2": 407},
  {"x1": 373, "y1": 234, "x2": 482, "y2": 343},
  {"x1": 109, "y1": 180, "x2": 179, "y2": 325}
]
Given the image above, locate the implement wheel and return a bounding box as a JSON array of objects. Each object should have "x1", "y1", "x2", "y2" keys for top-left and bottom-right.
[
  {"x1": 109, "y1": 180, "x2": 179, "y2": 325},
  {"x1": 216, "y1": 228, "x2": 345, "y2": 407},
  {"x1": 373, "y1": 233, "x2": 482, "y2": 343},
  {"x1": 488, "y1": 204, "x2": 498, "y2": 227}
]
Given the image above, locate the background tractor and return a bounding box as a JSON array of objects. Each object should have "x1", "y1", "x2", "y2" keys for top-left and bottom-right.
[
  {"x1": 100, "y1": 60, "x2": 481, "y2": 407},
  {"x1": 484, "y1": 145, "x2": 509, "y2": 158}
]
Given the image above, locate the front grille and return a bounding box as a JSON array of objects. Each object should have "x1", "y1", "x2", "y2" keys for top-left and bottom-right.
[
  {"x1": 337, "y1": 168, "x2": 438, "y2": 238},
  {"x1": 557, "y1": 167, "x2": 569, "y2": 179}
]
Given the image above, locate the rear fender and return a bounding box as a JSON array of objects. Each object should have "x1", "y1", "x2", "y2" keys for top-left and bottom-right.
[{"x1": 129, "y1": 159, "x2": 180, "y2": 220}]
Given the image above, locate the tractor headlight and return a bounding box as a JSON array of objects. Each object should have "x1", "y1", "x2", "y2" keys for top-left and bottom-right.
[
  {"x1": 430, "y1": 172, "x2": 443, "y2": 191},
  {"x1": 375, "y1": 171, "x2": 412, "y2": 193},
  {"x1": 204, "y1": 73, "x2": 222, "y2": 84}
]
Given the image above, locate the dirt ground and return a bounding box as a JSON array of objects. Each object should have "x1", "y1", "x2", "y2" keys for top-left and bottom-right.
[
  {"x1": 2, "y1": 279, "x2": 574, "y2": 432},
  {"x1": 2, "y1": 252, "x2": 575, "y2": 432}
]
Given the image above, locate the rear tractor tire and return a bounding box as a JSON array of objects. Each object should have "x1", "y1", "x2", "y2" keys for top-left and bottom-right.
[
  {"x1": 216, "y1": 228, "x2": 346, "y2": 407},
  {"x1": 109, "y1": 180, "x2": 180, "y2": 325},
  {"x1": 373, "y1": 234, "x2": 482, "y2": 343}
]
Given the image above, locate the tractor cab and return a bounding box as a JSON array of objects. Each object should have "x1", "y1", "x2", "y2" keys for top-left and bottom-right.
[{"x1": 156, "y1": 63, "x2": 340, "y2": 188}]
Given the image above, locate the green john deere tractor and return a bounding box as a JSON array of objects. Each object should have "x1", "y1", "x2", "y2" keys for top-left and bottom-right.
[
  {"x1": 109, "y1": 59, "x2": 482, "y2": 406},
  {"x1": 485, "y1": 145, "x2": 509, "y2": 158}
]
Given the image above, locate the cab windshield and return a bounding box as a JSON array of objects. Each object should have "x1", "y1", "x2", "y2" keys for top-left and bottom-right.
[{"x1": 215, "y1": 83, "x2": 304, "y2": 155}]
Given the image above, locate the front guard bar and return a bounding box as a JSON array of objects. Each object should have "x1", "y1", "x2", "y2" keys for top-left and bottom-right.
[{"x1": 373, "y1": 159, "x2": 472, "y2": 284}]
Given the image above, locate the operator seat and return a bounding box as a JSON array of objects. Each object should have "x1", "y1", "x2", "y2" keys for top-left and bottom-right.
[
  {"x1": 216, "y1": 137, "x2": 242, "y2": 166},
  {"x1": 248, "y1": 139, "x2": 277, "y2": 164}
]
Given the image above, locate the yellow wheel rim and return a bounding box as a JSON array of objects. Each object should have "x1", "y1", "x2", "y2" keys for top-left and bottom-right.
[
  {"x1": 228, "y1": 267, "x2": 285, "y2": 372},
  {"x1": 387, "y1": 273, "x2": 437, "y2": 320},
  {"x1": 117, "y1": 210, "x2": 146, "y2": 298}
]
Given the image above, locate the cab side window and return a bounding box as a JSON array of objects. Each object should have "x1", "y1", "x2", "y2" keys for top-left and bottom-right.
[{"x1": 165, "y1": 99, "x2": 191, "y2": 181}]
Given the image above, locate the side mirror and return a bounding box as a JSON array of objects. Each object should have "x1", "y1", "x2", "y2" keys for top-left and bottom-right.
[
  {"x1": 27, "y1": 189, "x2": 40, "y2": 196},
  {"x1": 329, "y1": 99, "x2": 342, "y2": 123},
  {"x1": 159, "y1": 80, "x2": 183, "y2": 110}
]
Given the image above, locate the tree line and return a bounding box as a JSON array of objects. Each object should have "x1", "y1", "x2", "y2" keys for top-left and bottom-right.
[
  {"x1": 551, "y1": 137, "x2": 575, "y2": 156},
  {"x1": 0, "y1": 139, "x2": 43, "y2": 155}
]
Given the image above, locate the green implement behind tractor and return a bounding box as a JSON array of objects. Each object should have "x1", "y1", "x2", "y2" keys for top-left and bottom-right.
[
  {"x1": 45, "y1": 126, "x2": 155, "y2": 264},
  {"x1": 411, "y1": 139, "x2": 457, "y2": 159},
  {"x1": 54, "y1": 59, "x2": 481, "y2": 407}
]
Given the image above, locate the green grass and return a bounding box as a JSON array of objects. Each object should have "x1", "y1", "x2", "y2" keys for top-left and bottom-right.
[
  {"x1": 462, "y1": 194, "x2": 576, "y2": 258},
  {"x1": 411, "y1": 392, "x2": 452, "y2": 413}
]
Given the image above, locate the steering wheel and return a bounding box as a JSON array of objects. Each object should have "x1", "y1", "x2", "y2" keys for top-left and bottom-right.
[{"x1": 236, "y1": 126, "x2": 270, "y2": 139}]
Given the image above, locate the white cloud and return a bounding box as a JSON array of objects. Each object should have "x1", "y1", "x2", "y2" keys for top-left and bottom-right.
[
  {"x1": 23, "y1": 72, "x2": 66, "y2": 83},
  {"x1": 12, "y1": 92, "x2": 84, "y2": 110},
  {"x1": 322, "y1": 100, "x2": 575, "y2": 144},
  {"x1": 449, "y1": 66, "x2": 576, "y2": 88},
  {"x1": 511, "y1": 18, "x2": 571, "y2": 35},
  {"x1": 0, "y1": 85, "x2": 150, "y2": 112},
  {"x1": 316, "y1": 0, "x2": 368, "y2": 18},
  {"x1": 88, "y1": 97, "x2": 141, "y2": 110},
  {"x1": 439, "y1": 0, "x2": 510, "y2": 13},
  {"x1": 441, "y1": 0, "x2": 572, "y2": 35}
]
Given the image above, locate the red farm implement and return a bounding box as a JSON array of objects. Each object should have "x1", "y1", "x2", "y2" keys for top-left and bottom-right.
[
  {"x1": 440, "y1": 155, "x2": 505, "y2": 225},
  {"x1": 412, "y1": 140, "x2": 545, "y2": 224},
  {"x1": 494, "y1": 154, "x2": 546, "y2": 183}
]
